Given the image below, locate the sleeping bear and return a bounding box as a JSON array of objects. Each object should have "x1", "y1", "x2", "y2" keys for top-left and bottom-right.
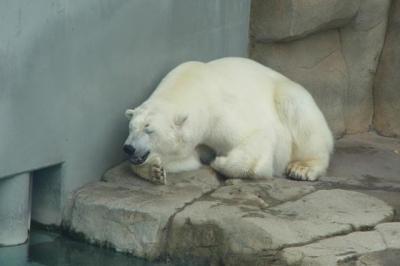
[{"x1": 123, "y1": 57, "x2": 333, "y2": 184}]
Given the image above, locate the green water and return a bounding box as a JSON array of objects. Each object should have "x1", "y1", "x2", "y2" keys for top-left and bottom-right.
[{"x1": 0, "y1": 229, "x2": 172, "y2": 266}]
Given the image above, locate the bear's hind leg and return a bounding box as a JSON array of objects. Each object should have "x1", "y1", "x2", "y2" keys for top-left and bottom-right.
[
  {"x1": 276, "y1": 83, "x2": 334, "y2": 181},
  {"x1": 211, "y1": 154, "x2": 273, "y2": 179},
  {"x1": 211, "y1": 132, "x2": 274, "y2": 179}
]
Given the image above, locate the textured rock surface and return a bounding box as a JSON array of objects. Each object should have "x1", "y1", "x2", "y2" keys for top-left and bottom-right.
[
  {"x1": 281, "y1": 223, "x2": 400, "y2": 266},
  {"x1": 63, "y1": 163, "x2": 221, "y2": 259},
  {"x1": 63, "y1": 133, "x2": 400, "y2": 264},
  {"x1": 167, "y1": 187, "x2": 393, "y2": 265},
  {"x1": 251, "y1": 0, "x2": 392, "y2": 136},
  {"x1": 374, "y1": 0, "x2": 400, "y2": 138},
  {"x1": 327, "y1": 133, "x2": 400, "y2": 182},
  {"x1": 351, "y1": 249, "x2": 400, "y2": 266},
  {"x1": 251, "y1": 0, "x2": 360, "y2": 42},
  {"x1": 320, "y1": 133, "x2": 400, "y2": 221},
  {"x1": 340, "y1": 0, "x2": 391, "y2": 133}
]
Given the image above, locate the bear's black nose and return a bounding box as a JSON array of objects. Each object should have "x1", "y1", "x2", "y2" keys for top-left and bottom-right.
[{"x1": 123, "y1": 145, "x2": 135, "y2": 155}]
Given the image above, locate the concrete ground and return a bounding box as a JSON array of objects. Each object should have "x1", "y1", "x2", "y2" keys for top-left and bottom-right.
[{"x1": 61, "y1": 133, "x2": 400, "y2": 265}]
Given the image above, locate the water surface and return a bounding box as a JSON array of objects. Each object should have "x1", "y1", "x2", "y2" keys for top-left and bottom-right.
[{"x1": 0, "y1": 228, "x2": 172, "y2": 266}]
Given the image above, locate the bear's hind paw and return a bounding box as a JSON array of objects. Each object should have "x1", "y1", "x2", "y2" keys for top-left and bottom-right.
[{"x1": 286, "y1": 161, "x2": 319, "y2": 182}]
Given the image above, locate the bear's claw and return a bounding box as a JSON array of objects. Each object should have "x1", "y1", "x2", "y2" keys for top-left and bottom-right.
[
  {"x1": 150, "y1": 163, "x2": 167, "y2": 185},
  {"x1": 286, "y1": 161, "x2": 318, "y2": 181}
]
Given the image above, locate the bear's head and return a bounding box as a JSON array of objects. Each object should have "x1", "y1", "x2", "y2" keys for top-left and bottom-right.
[{"x1": 123, "y1": 106, "x2": 188, "y2": 165}]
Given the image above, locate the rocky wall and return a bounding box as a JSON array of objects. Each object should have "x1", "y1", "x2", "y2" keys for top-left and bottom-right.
[
  {"x1": 251, "y1": 0, "x2": 395, "y2": 138},
  {"x1": 374, "y1": 0, "x2": 400, "y2": 138}
]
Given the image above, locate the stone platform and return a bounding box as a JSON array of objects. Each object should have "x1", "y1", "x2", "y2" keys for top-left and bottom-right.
[{"x1": 63, "y1": 133, "x2": 400, "y2": 265}]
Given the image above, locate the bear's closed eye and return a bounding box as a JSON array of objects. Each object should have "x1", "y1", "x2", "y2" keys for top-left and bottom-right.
[{"x1": 144, "y1": 127, "x2": 154, "y2": 134}]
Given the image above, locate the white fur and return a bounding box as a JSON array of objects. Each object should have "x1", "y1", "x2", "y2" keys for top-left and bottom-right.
[{"x1": 125, "y1": 57, "x2": 333, "y2": 181}]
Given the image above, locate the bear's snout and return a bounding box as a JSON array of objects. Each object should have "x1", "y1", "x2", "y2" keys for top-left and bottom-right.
[
  {"x1": 123, "y1": 144, "x2": 135, "y2": 156},
  {"x1": 123, "y1": 144, "x2": 150, "y2": 165}
]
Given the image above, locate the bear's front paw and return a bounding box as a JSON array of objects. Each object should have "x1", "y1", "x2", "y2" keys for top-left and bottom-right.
[
  {"x1": 150, "y1": 163, "x2": 167, "y2": 185},
  {"x1": 286, "y1": 161, "x2": 318, "y2": 181},
  {"x1": 210, "y1": 156, "x2": 227, "y2": 172}
]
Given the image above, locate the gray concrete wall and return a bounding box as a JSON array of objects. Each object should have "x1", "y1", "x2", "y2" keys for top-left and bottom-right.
[
  {"x1": 0, "y1": 0, "x2": 250, "y2": 228},
  {"x1": 0, "y1": 173, "x2": 31, "y2": 246}
]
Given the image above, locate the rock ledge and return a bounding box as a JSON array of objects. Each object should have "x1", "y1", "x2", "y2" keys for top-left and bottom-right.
[{"x1": 64, "y1": 158, "x2": 397, "y2": 265}]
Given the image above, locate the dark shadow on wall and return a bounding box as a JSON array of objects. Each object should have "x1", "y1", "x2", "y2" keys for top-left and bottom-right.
[{"x1": 32, "y1": 165, "x2": 63, "y2": 226}]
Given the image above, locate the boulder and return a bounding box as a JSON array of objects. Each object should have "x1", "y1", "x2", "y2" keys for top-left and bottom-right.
[{"x1": 63, "y1": 162, "x2": 221, "y2": 259}]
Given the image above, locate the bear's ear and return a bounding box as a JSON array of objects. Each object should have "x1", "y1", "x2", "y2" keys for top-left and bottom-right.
[
  {"x1": 174, "y1": 114, "x2": 188, "y2": 127},
  {"x1": 125, "y1": 109, "x2": 136, "y2": 120}
]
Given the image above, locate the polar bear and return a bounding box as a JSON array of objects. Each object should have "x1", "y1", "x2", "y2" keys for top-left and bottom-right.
[{"x1": 123, "y1": 57, "x2": 333, "y2": 183}]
